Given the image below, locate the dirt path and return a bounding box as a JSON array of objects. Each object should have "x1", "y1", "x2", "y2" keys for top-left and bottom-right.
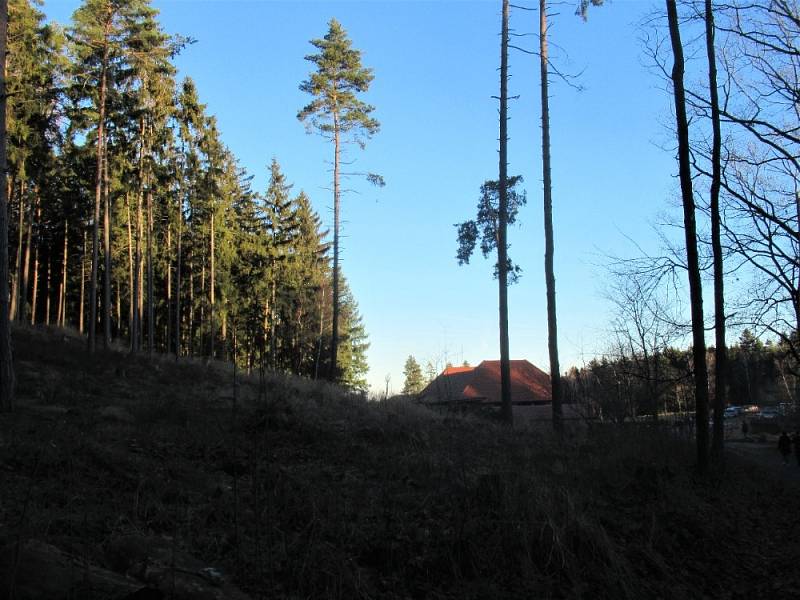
[{"x1": 727, "y1": 438, "x2": 800, "y2": 486}]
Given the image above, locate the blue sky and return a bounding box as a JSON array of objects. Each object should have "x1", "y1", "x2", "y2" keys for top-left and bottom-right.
[{"x1": 45, "y1": 0, "x2": 679, "y2": 393}]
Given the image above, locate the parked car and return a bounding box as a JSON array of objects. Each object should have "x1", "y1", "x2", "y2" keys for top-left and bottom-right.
[
  {"x1": 758, "y1": 407, "x2": 780, "y2": 419},
  {"x1": 724, "y1": 406, "x2": 742, "y2": 418}
]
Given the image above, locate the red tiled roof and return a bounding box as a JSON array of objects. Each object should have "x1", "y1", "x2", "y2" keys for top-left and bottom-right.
[
  {"x1": 419, "y1": 360, "x2": 551, "y2": 405},
  {"x1": 442, "y1": 365, "x2": 474, "y2": 376}
]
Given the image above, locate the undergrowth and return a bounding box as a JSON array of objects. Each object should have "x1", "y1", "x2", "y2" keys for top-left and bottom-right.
[{"x1": 1, "y1": 324, "x2": 800, "y2": 599}]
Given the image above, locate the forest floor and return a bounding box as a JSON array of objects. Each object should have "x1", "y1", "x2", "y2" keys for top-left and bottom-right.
[{"x1": 2, "y1": 324, "x2": 800, "y2": 599}]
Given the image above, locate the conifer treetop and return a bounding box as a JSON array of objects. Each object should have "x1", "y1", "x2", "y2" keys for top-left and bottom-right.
[{"x1": 297, "y1": 18, "x2": 379, "y2": 144}]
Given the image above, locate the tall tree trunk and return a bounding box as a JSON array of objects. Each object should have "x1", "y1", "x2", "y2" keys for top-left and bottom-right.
[
  {"x1": 11, "y1": 173, "x2": 24, "y2": 321},
  {"x1": 58, "y1": 221, "x2": 68, "y2": 327},
  {"x1": 270, "y1": 280, "x2": 277, "y2": 369},
  {"x1": 200, "y1": 258, "x2": 205, "y2": 355},
  {"x1": 166, "y1": 224, "x2": 171, "y2": 354},
  {"x1": 45, "y1": 257, "x2": 51, "y2": 327},
  {"x1": 126, "y1": 193, "x2": 133, "y2": 343},
  {"x1": 540, "y1": 0, "x2": 563, "y2": 433},
  {"x1": 0, "y1": 0, "x2": 15, "y2": 410},
  {"x1": 705, "y1": 0, "x2": 726, "y2": 465},
  {"x1": 116, "y1": 279, "x2": 120, "y2": 335},
  {"x1": 132, "y1": 178, "x2": 143, "y2": 352},
  {"x1": 667, "y1": 0, "x2": 710, "y2": 474},
  {"x1": 175, "y1": 193, "x2": 182, "y2": 358},
  {"x1": 30, "y1": 241, "x2": 38, "y2": 326},
  {"x1": 315, "y1": 287, "x2": 326, "y2": 380},
  {"x1": 147, "y1": 190, "x2": 154, "y2": 356},
  {"x1": 89, "y1": 37, "x2": 110, "y2": 352},
  {"x1": 331, "y1": 116, "x2": 341, "y2": 381},
  {"x1": 21, "y1": 192, "x2": 34, "y2": 323},
  {"x1": 132, "y1": 119, "x2": 145, "y2": 353},
  {"x1": 80, "y1": 230, "x2": 86, "y2": 334},
  {"x1": 188, "y1": 255, "x2": 194, "y2": 357},
  {"x1": 103, "y1": 142, "x2": 111, "y2": 348},
  {"x1": 221, "y1": 312, "x2": 227, "y2": 361},
  {"x1": 498, "y1": 0, "x2": 513, "y2": 426},
  {"x1": 210, "y1": 211, "x2": 215, "y2": 359}
]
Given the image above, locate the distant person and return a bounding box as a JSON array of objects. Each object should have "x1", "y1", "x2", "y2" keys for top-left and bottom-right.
[
  {"x1": 741, "y1": 419, "x2": 749, "y2": 440},
  {"x1": 792, "y1": 431, "x2": 800, "y2": 467},
  {"x1": 778, "y1": 431, "x2": 792, "y2": 466}
]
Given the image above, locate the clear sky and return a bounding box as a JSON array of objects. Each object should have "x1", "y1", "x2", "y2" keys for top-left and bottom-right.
[{"x1": 44, "y1": 0, "x2": 679, "y2": 394}]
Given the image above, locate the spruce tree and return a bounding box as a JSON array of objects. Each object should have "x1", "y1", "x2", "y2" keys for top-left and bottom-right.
[
  {"x1": 298, "y1": 18, "x2": 379, "y2": 382},
  {"x1": 174, "y1": 77, "x2": 205, "y2": 355},
  {"x1": 402, "y1": 355, "x2": 424, "y2": 395},
  {"x1": 337, "y1": 280, "x2": 369, "y2": 392},
  {"x1": 291, "y1": 190, "x2": 329, "y2": 375},
  {"x1": 262, "y1": 158, "x2": 300, "y2": 369}
]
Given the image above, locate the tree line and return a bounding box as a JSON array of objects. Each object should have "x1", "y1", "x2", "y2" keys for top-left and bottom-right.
[
  {"x1": 563, "y1": 329, "x2": 799, "y2": 423},
  {"x1": 0, "y1": 0, "x2": 376, "y2": 411}
]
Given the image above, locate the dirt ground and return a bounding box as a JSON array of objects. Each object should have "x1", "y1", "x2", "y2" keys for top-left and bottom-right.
[{"x1": 727, "y1": 438, "x2": 800, "y2": 485}]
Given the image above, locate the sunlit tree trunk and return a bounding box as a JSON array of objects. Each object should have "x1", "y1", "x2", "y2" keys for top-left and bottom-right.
[
  {"x1": 11, "y1": 172, "x2": 24, "y2": 321},
  {"x1": 21, "y1": 192, "x2": 34, "y2": 323},
  {"x1": 331, "y1": 118, "x2": 340, "y2": 380},
  {"x1": 315, "y1": 287, "x2": 326, "y2": 380},
  {"x1": 126, "y1": 193, "x2": 133, "y2": 342},
  {"x1": 79, "y1": 230, "x2": 86, "y2": 334},
  {"x1": 166, "y1": 224, "x2": 171, "y2": 353},
  {"x1": 540, "y1": 0, "x2": 563, "y2": 433},
  {"x1": 147, "y1": 190, "x2": 154, "y2": 355},
  {"x1": 175, "y1": 192, "x2": 182, "y2": 358},
  {"x1": 498, "y1": 0, "x2": 513, "y2": 425},
  {"x1": 58, "y1": 221, "x2": 67, "y2": 327},
  {"x1": 89, "y1": 35, "x2": 110, "y2": 352},
  {"x1": 210, "y1": 211, "x2": 215, "y2": 359},
  {"x1": 188, "y1": 254, "x2": 194, "y2": 357},
  {"x1": 0, "y1": 0, "x2": 15, "y2": 410},
  {"x1": 45, "y1": 257, "x2": 51, "y2": 326},
  {"x1": 200, "y1": 257, "x2": 206, "y2": 355},
  {"x1": 103, "y1": 143, "x2": 111, "y2": 348},
  {"x1": 116, "y1": 280, "x2": 120, "y2": 335},
  {"x1": 30, "y1": 240, "x2": 38, "y2": 326}
]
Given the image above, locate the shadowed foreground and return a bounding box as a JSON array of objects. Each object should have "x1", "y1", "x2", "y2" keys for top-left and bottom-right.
[{"x1": 1, "y1": 325, "x2": 800, "y2": 599}]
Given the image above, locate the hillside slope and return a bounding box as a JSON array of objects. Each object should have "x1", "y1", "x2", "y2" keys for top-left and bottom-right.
[{"x1": 1, "y1": 325, "x2": 800, "y2": 599}]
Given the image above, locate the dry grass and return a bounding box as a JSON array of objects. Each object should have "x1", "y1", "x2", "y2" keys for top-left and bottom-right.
[{"x1": 2, "y1": 324, "x2": 800, "y2": 599}]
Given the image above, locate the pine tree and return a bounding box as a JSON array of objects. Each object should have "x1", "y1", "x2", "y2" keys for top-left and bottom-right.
[
  {"x1": 539, "y1": 0, "x2": 562, "y2": 432},
  {"x1": 0, "y1": 0, "x2": 15, "y2": 411},
  {"x1": 68, "y1": 0, "x2": 181, "y2": 352},
  {"x1": 298, "y1": 18, "x2": 379, "y2": 382},
  {"x1": 7, "y1": 0, "x2": 62, "y2": 324},
  {"x1": 402, "y1": 355, "x2": 424, "y2": 395},
  {"x1": 537, "y1": 0, "x2": 603, "y2": 432},
  {"x1": 456, "y1": 177, "x2": 526, "y2": 280}
]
